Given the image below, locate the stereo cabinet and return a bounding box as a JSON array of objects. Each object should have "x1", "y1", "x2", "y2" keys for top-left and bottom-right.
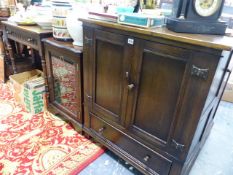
[
  {"x1": 81, "y1": 19, "x2": 233, "y2": 175},
  {"x1": 43, "y1": 38, "x2": 83, "y2": 125}
]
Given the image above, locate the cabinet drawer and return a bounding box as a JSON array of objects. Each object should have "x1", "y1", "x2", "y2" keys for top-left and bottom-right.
[
  {"x1": 89, "y1": 113, "x2": 172, "y2": 175},
  {"x1": 5, "y1": 26, "x2": 38, "y2": 49}
]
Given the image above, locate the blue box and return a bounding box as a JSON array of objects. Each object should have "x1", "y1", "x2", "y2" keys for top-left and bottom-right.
[{"x1": 118, "y1": 13, "x2": 165, "y2": 28}]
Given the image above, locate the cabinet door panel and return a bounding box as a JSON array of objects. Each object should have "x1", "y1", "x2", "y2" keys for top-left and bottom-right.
[
  {"x1": 51, "y1": 56, "x2": 79, "y2": 114},
  {"x1": 95, "y1": 40, "x2": 123, "y2": 115},
  {"x1": 133, "y1": 50, "x2": 186, "y2": 143},
  {"x1": 90, "y1": 29, "x2": 131, "y2": 126},
  {"x1": 127, "y1": 40, "x2": 188, "y2": 152},
  {"x1": 46, "y1": 49, "x2": 81, "y2": 120}
]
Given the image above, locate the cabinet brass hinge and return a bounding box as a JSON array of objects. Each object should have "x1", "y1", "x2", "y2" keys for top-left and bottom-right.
[
  {"x1": 172, "y1": 139, "x2": 185, "y2": 151},
  {"x1": 191, "y1": 65, "x2": 209, "y2": 80},
  {"x1": 226, "y1": 68, "x2": 231, "y2": 73},
  {"x1": 84, "y1": 36, "x2": 92, "y2": 45}
]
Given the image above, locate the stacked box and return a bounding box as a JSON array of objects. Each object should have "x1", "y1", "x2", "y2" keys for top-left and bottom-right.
[
  {"x1": 23, "y1": 77, "x2": 45, "y2": 114},
  {"x1": 9, "y1": 69, "x2": 43, "y2": 105}
]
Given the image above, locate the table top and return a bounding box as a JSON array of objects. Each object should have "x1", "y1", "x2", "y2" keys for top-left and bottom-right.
[
  {"x1": 1, "y1": 21, "x2": 52, "y2": 35},
  {"x1": 43, "y1": 38, "x2": 83, "y2": 55},
  {"x1": 0, "y1": 17, "x2": 8, "y2": 21},
  {"x1": 81, "y1": 18, "x2": 233, "y2": 51}
]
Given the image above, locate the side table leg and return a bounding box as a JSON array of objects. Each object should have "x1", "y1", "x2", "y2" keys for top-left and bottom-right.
[
  {"x1": 0, "y1": 31, "x2": 6, "y2": 82},
  {"x1": 6, "y1": 40, "x2": 17, "y2": 74},
  {"x1": 0, "y1": 31, "x2": 5, "y2": 55}
]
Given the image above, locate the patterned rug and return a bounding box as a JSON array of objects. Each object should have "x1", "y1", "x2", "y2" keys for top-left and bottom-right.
[{"x1": 0, "y1": 83, "x2": 104, "y2": 175}]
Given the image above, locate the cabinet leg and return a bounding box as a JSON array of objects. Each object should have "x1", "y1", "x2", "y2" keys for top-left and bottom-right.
[
  {"x1": 82, "y1": 131, "x2": 91, "y2": 139},
  {"x1": 40, "y1": 53, "x2": 49, "y2": 108}
]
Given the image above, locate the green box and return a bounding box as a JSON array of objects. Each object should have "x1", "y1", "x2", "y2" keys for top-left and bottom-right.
[{"x1": 23, "y1": 77, "x2": 45, "y2": 114}]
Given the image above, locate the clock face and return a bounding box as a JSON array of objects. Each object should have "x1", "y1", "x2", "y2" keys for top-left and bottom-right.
[{"x1": 194, "y1": 0, "x2": 222, "y2": 17}]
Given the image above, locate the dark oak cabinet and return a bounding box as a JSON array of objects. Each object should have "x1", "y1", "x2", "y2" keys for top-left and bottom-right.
[
  {"x1": 43, "y1": 38, "x2": 83, "y2": 124},
  {"x1": 81, "y1": 19, "x2": 232, "y2": 175}
]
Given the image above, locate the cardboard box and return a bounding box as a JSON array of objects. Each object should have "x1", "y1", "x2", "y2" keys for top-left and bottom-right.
[
  {"x1": 222, "y1": 74, "x2": 233, "y2": 103},
  {"x1": 23, "y1": 77, "x2": 45, "y2": 114},
  {"x1": 9, "y1": 69, "x2": 43, "y2": 104}
]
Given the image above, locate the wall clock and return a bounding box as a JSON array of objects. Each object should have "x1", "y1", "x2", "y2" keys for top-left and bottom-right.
[
  {"x1": 194, "y1": 0, "x2": 222, "y2": 17},
  {"x1": 166, "y1": 0, "x2": 227, "y2": 35}
]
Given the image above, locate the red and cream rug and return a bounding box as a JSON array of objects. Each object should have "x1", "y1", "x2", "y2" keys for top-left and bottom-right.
[{"x1": 0, "y1": 83, "x2": 104, "y2": 175}]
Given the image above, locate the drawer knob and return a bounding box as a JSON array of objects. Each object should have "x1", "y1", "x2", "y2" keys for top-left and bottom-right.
[
  {"x1": 27, "y1": 38, "x2": 33, "y2": 42},
  {"x1": 128, "y1": 84, "x2": 135, "y2": 90},
  {"x1": 98, "y1": 127, "x2": 105, "y2": 134},
  {"x1": 143, "y1": 155, "x2": 150, "y2": 162}
]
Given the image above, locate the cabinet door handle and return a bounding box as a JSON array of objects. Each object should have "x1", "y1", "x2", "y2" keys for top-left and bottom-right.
[
  {"x1": 125, "y1": 71, "x2": 129, "y2": 79},
  {"x1": 143, "y1": 155, "x2": 150, "y2": 162},
  {"x1": 86, "y1": 94, "x2": 92, "y2": 100},
  {"x1": 128, "y1": 84, "x2": 135, "y2": 90}
]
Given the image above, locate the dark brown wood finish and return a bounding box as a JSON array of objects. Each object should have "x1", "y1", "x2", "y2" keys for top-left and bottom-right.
[
  {"x1": 127, "y1": 40, "x2": 188, "y2": 149},
  {"x1": 82, "y1": 19, "x2": 233, "y2": 175},
  {"x1": 1, "y1": 21, "x2": 52, "y2": 89},
  {"x1": 87, "y1": 29, "x2": 134, "y2": 127},
  {"x1": 89, "y1": 113, "x2": 172, "y2": 175},
  {"x1": 80, "y1": 18, "x2": 233, "y2": 51},
  {"x1": 43, "y1": 38, "x2": 83, "y2": 125}
]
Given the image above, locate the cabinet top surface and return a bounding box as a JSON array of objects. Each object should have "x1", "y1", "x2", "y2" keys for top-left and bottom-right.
[
  {"x1": 2, "y1": 21, "x2": 52, "y2": 35},
  {"x1": 43, "y1": 37, "x2": 83, "y2": 54},
  {"x1": 81, "y1": 18, "x2": 233, "y2": 51}
]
